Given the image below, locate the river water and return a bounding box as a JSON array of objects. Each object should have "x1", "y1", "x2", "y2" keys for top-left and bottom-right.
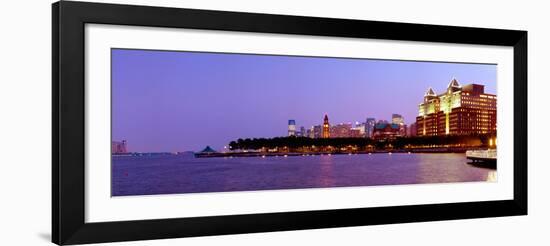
[{"x1": 112, "y1": 153, "x2": 496, "y2": 196}]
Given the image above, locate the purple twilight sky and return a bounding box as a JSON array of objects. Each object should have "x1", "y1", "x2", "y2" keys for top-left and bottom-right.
[{"x1": 112, "y1": 49, "x2": 496, "y2": 152}]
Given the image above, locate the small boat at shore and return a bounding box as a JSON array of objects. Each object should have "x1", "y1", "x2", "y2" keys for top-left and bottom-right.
[{"x1": 466, "y1": 149, "x2": 496, "y2": 166}]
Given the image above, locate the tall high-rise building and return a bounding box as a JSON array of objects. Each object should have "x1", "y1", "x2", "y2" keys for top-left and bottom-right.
[
  {"x1": 416, "y1": 79, "x2": 497, "y2": 136},
  {"x1": 392, "y1": 114, "x2": 404, "y2": 125},
  {"x1": 288, "y1": 120, "x2": 296, "y2": 136},
  {"x1": 322, "y1": 114, "x2": 330, "y2": 138},
  {"x1": 299, "y1": 126, "x2": 306, "y2": 137},
  {"x1": 313, "y1": 125, "x2": 323, "y2": 138},
  {"x1": 366, "y1": 118, "x2": 376, "y2": 138}
]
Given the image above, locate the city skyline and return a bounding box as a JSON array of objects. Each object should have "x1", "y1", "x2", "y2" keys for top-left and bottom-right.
[
  {"x1": 112, "y1": 49, "x2": 496, "y2": 152},
  {"x1": 286, "y1": 113, "x2": 406, "y2": 139}
]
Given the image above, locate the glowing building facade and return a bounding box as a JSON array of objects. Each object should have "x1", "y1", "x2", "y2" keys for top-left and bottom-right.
[
  {"x1": 288, "y1": 120, "x2": 296, "y2": 136},
  {"x1": 416, "y1": 79, "x2": 497, "y2": 136},
  {"x1": 372, "y1": 123, "x2": 401, "y2": 140},
  {"x1": 392, "y1": 114, "x2": 404, "y2": 125},
  {"x1": 330, "y1": 123, "x2": 352, "y2": 138},
  {"x1": 352, "y1": 122, "x2": 366, "y2": 137},
  {"x1": 322, "y1": 114, "x2": 330, "y2": 138}
]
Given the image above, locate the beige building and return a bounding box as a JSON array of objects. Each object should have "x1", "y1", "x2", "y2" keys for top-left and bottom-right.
[{"x1": 416, "y1": 79, "x2": 497, "y2": 136}]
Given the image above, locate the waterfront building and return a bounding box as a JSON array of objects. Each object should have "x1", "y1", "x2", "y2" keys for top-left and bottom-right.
[
  {"x1": 322, "y1": 114, "x2": 330, "y2": 138},
  {"x1": 391, "y1": 114, "x2": 407, "y2": 136},
  {"x1": 299, "y1": 126, "x2": 306, "y2": 137},
  {"x1": 112, "y1": 140, "x2": 128, "y2": 154},
  {"x1": 288, "y1": 119, "x2": 296, "y2": 136},
  {"x1": 372, "y1": 123, "x2": 402, "y2": 140},
  {"x1": 392, "y1": 114, "x2": 404, "y2": 125},
  {"x1": 330, "y1": 123, "x2": 352, "y2": 138},
  {"x1": 416, "y1": 79, "x2": 497, "y2": 136},
  {"x1": 366, "y1": 118, "x2": 376, "y2": 138}
]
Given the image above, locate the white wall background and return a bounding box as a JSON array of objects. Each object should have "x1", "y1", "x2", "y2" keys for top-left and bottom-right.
[{"x1": 0, "y1": 0, "x2": 547, "y2": 245}]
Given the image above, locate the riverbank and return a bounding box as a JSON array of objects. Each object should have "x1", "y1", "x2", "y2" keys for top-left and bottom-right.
[{"x1": 194, "y1": 147, "x2": 485, "y2": 158}]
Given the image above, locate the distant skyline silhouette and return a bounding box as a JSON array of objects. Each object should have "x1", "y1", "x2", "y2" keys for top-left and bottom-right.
[{"x1": 112, "y1": 49, "x2": 496, "y2": 152}]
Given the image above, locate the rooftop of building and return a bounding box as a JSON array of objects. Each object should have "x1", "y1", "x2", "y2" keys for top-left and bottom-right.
[
  {"x1": 198, "y1": 146, "x2": 217, "y2": 153},
  {"x1": 374, "y1": 122, "x2": 400, "y2": 130},
  {"x1": 423, "y1": 79, "x2": 496, "y2": 100}
]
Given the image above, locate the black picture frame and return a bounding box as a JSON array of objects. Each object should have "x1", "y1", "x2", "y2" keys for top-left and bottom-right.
[{"x1": 52, "y1": 1, "x2": 527, "y2": 245}]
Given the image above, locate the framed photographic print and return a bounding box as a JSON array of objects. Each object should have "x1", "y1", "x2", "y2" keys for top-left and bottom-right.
[{"x1": 52, "y1": 1, "x2": 527, "y2": 245}]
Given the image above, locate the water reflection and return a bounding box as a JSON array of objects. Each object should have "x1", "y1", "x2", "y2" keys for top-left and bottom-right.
[
  {"x1": 318, "y1": 155, "x2": 334, "y2": 186},
  {"x1": 112, "y1": 153, "x2": 497, "y2": 196},
  {"x1": 416, "y1": 153, "x2": 468, "y2": 183}
]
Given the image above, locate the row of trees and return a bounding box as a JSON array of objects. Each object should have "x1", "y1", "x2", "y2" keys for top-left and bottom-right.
[{"x1": 228, "y1": 134, "x2": 496, "y2": 151}]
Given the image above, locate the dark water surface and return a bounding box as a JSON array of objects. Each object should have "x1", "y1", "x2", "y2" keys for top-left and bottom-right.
[{"x1": 112, "y1": 153, "x2": 496, "y2": 196}]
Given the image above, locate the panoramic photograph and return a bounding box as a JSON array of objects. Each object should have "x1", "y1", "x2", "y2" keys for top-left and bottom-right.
[{"x1": 111, "y1": 48, "x2": 497, "y2": 197}]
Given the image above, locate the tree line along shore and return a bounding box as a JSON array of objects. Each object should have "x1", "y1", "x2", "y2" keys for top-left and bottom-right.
[{"x1": 227, "y1": 134, "x2": 496, "y2": 153}]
